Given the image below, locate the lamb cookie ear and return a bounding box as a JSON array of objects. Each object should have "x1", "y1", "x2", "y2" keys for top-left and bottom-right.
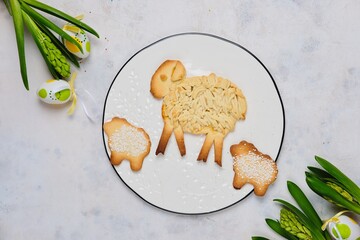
[{"x1": 171, "y1": 61, "x2": 186, "y2": 82}]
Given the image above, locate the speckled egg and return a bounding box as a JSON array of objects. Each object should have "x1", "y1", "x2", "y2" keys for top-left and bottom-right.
[
  {"x1": 62, "y1": 25, "x2": 90, "y2": 59},
  {"x1": 327, "y1": 215, "x2": 360, "y2": 240},
  {"x1": 37, "y1": 79, "x2": 72, "y2": 104}
]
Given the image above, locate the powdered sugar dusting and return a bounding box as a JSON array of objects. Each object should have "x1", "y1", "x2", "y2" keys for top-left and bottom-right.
[
  {"x1": 233, "y1": 152, "x2": 276, "y2": 184},
  {"x1": 109, "y1": 125, "x2": 148, "y2": 157}
]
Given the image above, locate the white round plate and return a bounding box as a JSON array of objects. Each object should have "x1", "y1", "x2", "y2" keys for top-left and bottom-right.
[{"x1": 102, "y1": 33, "x2": 285, "y2": 214}]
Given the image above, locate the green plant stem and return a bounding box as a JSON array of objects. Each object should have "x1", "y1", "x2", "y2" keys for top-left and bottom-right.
[
  {"x1": 3, "y1": 0, "x2": 12, "y2": 15},
  {"x1": 9, "y1": 0, "x2": 29, "y2": 90}
]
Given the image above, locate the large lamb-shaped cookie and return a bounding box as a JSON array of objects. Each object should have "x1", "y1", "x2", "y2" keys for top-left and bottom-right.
[{"x1": 150, "y1": 60, "x2": 247, "y2": 166}]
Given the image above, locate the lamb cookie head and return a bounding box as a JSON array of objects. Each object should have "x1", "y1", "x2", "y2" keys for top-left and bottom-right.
[
  {"x1": 230, "y1": 141, "x2": 278, "y2": 196},
  {"x1": 150, "y1": 60, "x2": 186, "y2": 99}
]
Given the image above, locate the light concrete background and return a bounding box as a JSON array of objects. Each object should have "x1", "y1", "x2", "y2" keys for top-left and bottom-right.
[{"x1": 1, "y1": 1, "x2": 359, "y2": 239}]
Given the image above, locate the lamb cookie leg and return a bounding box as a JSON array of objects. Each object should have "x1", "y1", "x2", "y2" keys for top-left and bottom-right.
[
  {"x1": 214, "y1": 134, "x2": 224, "y2": 166},
  {"x1": 197, "y1": 133, "x2": 215, "y2": 162},
  {"x1": 233, "y1": 172, "x2": 247, "y2": 189},
  {"x1": 156, "y1": 119, "x2": 173, "y2": 155},
  {"x1": 174, "y1": 126, "x2": 186, "y2": 156}
]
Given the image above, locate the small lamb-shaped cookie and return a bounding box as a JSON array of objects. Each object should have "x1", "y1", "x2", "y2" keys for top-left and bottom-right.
[
  {"x1": 103, "y1": 117, "x2": 151, "y2": 171},
  {"x1": 230, "y1": 141, "x2": 278, "y2": 196}
]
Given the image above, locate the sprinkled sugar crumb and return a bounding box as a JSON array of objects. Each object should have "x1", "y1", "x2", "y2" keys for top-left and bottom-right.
[
  {"x1": 109, "y1": 125, "x2": 147, "y2": 157},
  {"x1": 233, "y1": 152, "x2": 276, "y2": 184}
]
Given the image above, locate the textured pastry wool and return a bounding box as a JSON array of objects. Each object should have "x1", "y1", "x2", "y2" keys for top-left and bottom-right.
[
  {"x1": 163, "y1": 73, "x2": 246, "y2": 135},
  {"x1": 109, "y1": 125, "x2": 147, "y2": 157},
  {"x1": 233, "y1": 152, "x2": 276, "y2": 184}
]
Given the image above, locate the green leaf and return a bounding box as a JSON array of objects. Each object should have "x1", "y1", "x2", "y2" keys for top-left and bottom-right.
[
  {"x1": 10, "y1": 0, "x2": 29, "y2": 90},
  {"x1": 287, "y1": 181, "x2": 323, "y2": 227},
  {"x1": 265, "y1": 218, "x2": 297, "y2": 240},
  {"x1": 307, "y1": 166, "x2": 334, "y2": 179},
  {"x1": 315, "y1": 156, "x2": 360, "y2": 201},
  {"x1": 307, "y1": 168, "x2": 346, "y2": 192},
  {"x1": 35, "y1": 21, "x2": 80, "y2": 68},
  {"x1": 251, "y1": 237, "x2": 271, "y2": 240},
  {"x1": 19, "y1": 1, "x2": 84, "y2": 53},
  {"x1": 306, "y1": 173, "x2": 360, "y2": 214},
  {"x1": 287, "y1": 181, "x2": 332, "y2": 240},
  {"x1": 20, "y1": 0, "x2": 99, "y2": 38},
  {"x1": 4, "y1": 0, "x2": 12, "y2": 15},
  {"x1": 274, "y1": 199, "x2": 326, "y2": 240},
  {"x1": 22, "y1": 12, "x2": 61, "y2": 79}
]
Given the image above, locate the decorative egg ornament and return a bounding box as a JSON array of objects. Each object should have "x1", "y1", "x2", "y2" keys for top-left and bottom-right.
[
  {"x1": 37, "y1": 73, "x2": 78, "y2": 115},
  {"x1": 324, "y1": 211, "x2": 360, "y2": 240},
  {"x1": 37, "y1": 79, "x2": 72, "y2": 104},
  {"x1": 62, "y1": 15, "x2": 91, "y2": 59}
]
